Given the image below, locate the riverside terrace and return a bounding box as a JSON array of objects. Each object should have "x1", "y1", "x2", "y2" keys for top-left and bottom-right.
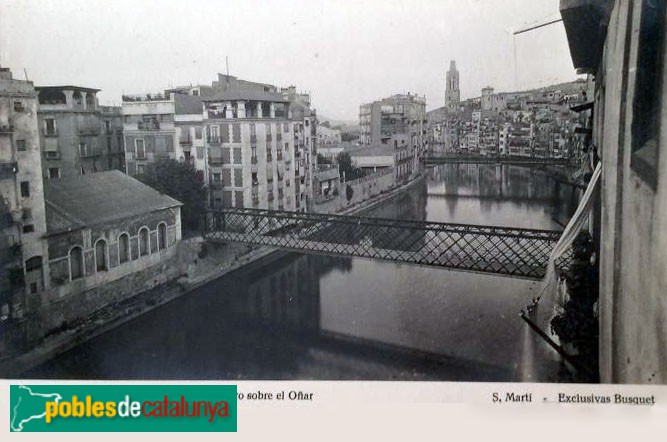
[{"x1": 205, "y1": 208, "x2": 572, "y2": 280}]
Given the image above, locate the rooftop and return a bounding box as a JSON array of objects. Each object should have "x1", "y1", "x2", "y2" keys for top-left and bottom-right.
[
  {"x1": 44, "y1": 170, "x2": 182, "y2": 235},
  {"x1": 35, "y1": 85, "x2": 100, "y2": 93}
]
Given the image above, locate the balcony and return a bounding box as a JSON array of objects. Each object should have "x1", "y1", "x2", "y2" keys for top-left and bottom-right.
[
  {"x1": 80, "y1": 149, "x2": 101, "y2": 158},
  {"x1": 208, "y1": 136, "x2": 221, "y2": 145},
  {"x1": 267, "y1": 153, "x2": 273, "y2": 162},
  {"x1": 251, "y1": 135, "x2": 257, "y2": 144},
  {"x1": 137, "y1": 121, "x2": 160, "y2": 131},
  {"x1": 180, "y1": 138, "x2": 192, "y2": 147},
  {"x1": 0, "y1": 161, "x2": 19, "y2": 178},
  {"x1": 79, "y1": 127, "x2": 101, "y2": 136},
  {"x1": 44, "y1": 151, "x2": 60, "y2": 160},
  {"x1": 251, "y1": 156, "x2": 258, "y2": 165},
  {"x1": 267, "y1": 192, "x2": 274, "y2": 201},
  {"x1": 266, "y1": 134, "x2": 273, "y2": 142},
  {"x1": 209, "y1": 156, "x2": 224, "y2": 165},
  {"x1": 276, "y1": 133, "x2": 282, "y2": 142},
  {"x1": 0, "y1": 124, "x2": 13, "y2": 134},
  {"x1": 43, "y1": 129, "x2": 59, "y2": 137}
]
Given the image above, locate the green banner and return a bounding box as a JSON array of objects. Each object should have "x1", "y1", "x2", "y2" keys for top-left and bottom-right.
[{"x1": 10, "y1": 384, "x2": 237, "y2": 432}]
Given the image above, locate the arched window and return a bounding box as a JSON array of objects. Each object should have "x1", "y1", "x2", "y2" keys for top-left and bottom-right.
[
  {"x1": 85, "y1": 93, "x2": 95, "y2": 107},
  {"x1": 139, "y1": 228, "x2": 149, "y2": 256},
  {"x1": 73, "y1": 91, "x2": 82, "y2": 105},
  {"x1": 158, "y1": 223, "x2": 167, "y2": 251},
  {"x1": 95, "y1": 239, "x2": 107, "y2": 272},
  {"x1": 118, "y1": 233, "x2": 129, "y2": 264},
  {"x1": 70, "y1": 246, "x2": 84, "y2": 280}
]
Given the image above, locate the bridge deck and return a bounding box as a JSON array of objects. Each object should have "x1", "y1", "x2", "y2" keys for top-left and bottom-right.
[
  {"x1": 206, "y1": 208, "x2": 570, "y2": 279},
  {"x1": 425, "y1": 155, "x2": 572, "y2": 166}
]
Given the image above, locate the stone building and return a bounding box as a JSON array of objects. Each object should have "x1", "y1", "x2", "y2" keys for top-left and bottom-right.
[
  {"x1": 560, "y1": 0, "x2": 666, "y2": 383},
  {"x1": 202, "y1": 74, "x2": 316, "y2": 212},
  {"x1": 0, "y1": 67, "x2": 50, "y2": 322},
  {"x1": 36, "y1": 86, "x2": 124, "y2": 179},
  {"x1": 43, "y1": 170, "x2": 182, "y2": 304}
]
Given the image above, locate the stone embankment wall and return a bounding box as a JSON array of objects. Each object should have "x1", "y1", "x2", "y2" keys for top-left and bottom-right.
[
  {"x1": 312, "y1": 169, "x2": 395, "y2": 214},
  {"x1": 37, "y1": 238, "x2": 201, "y2": 332}
]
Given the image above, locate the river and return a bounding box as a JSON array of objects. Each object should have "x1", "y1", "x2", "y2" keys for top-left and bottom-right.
[{"x1": 25, "y1": 164, "x2": 577, "y2": 382}]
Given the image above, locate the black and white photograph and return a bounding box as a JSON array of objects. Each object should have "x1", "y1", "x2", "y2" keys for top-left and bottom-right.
[{"x1": 0, "y1": 0, "x2": 665, "y2": 390}]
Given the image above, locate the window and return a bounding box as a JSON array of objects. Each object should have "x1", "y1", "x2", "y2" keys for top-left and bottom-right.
[
  {"x1": 95, "y1": 240, "x2": 107, "y2": 271},
  {"x1": 17, "y1": 140, "x2": 26, "y2": 151},
  {"x1": 195, "y1": 127, "x2": 203, "y2": 139},
  {"x1": 79, "y1": 142, "x2": 88, "y2": 157},
  {"x1": 213, "y1": 173, "x2": 221, "y2": 183},
  {"x1": 139, "y1": 228, "x2": 149, "y2": 256},
  {"x1": 70, "y1": 246, "x2": 84, "y2": 280},
  {"x1": 73, "y1": 91, "x2": 83, "y2": 105},
  {"x1": 135, "y1": 139, "x2": 146, "y2": 159},
  {"x1": 14, "y1": 101, "x2": 24, "y2": 112},
  {"x1": 45, "y1": 118, "x2": 57, "y2": 135},
  {"x1": 158, "y1": 223, "x2": 167, "y2": 251},
  {"x1": 118, "y1": 233, "x2": 129, "y2": 264},
  {"x1": 137, "y1": 164, "x2": 145, "y2": 175},
  {"x1": 20, "y1": 181, "x2": 30, "y2": 198},
  {"x1": 631, "y1": 0, "x2": 666, "y2": 189},
  {"x1": 252, "y1": 172, "x2": 258, "y2": 185},
  {"x1": 22, "y1": 225, "x2": 34, "y2": 233},
  {"x1": 22, "y1": 208, "x2": 31, "y2": 220}
]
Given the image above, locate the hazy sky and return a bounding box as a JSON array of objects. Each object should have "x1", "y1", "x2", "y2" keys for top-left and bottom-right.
[{"x1": 1, "y1": 0, "x2": 580, "y2": 121}]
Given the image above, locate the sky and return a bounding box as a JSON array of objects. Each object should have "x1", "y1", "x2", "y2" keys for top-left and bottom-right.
[{"x1": 1, "y1": 0, "x2": 580, "y2": 122}]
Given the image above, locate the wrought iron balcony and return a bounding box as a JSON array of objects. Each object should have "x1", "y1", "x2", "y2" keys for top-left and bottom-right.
[{"x1": 137, "y1": 121, "x2": 160, "y2": 131}]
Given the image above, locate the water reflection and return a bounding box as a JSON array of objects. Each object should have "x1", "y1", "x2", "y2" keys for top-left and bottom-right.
[{"x1": 25, "y1": 165, "x2": 574, "y2": 381}]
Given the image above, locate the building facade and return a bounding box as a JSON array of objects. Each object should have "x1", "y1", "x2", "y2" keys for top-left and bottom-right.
[
  {"x1": 36, "y1": 86, "x2": 124, "y2": 179},
  {"x1": 43, "y1": 170, "x2": 182, "y2": 301},
  {"x1": 203, "y1": 75, "x2": 316, "y2": 212},
  {"x1": 0, "y1": 67, "x2": 50, "y2": 323},
  {"x1": 560, "y1": 0, "x2": 666, "y2": 383}
]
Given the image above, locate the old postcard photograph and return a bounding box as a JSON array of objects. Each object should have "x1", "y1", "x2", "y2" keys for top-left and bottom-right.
[{"x1": 0, "y1": 0, "x2": 666, "y2": 436}]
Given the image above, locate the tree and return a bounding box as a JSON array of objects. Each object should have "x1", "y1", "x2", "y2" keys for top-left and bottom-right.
[
  {"x1": 336, "y1": 152, "x2": 364, "y2": 180},
  {"x1": 136, "y1": 159, "x2": 207, "y2": 232}
]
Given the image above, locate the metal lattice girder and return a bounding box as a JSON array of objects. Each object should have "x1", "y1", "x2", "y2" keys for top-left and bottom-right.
[{"x1": 206, "y1": 208, "x2": 569, "y2": 280}]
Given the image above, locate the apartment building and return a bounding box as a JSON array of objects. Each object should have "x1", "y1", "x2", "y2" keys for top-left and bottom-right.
[
  {"x1": 0, "y1": 67, "x2": 50, "y2": 323},
  {"x1": 36, "y1": 86, "x2": 123, "y2": 179},
  {"x1": 203, "y1": 75, "x2": 316, "y2": 212}
]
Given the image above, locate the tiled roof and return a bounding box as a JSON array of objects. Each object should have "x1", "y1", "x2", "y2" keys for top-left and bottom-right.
[{"x1": 44, "y1": 170, "x2": 182, "y2": 235}]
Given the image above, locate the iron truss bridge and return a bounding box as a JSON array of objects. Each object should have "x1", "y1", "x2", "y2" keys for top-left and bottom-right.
[
  {"x1": 206, "y1": 208, "x2": 571, "y2": 280},
  {"x1": 425, "y1": 154, "x2": 573, "y2": 166}
]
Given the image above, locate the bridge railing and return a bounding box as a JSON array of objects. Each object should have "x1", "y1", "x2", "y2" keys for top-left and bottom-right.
[{"x1": 206, "y1": 208, "x2": 571, "y2": 279}]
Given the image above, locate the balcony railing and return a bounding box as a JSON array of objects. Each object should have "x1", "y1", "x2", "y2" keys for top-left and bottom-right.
[
  {"x1": 276, "y1": 133, "x2": 282, "y2": 142},
  {"x1": 44, "y1": 151, "x2": 60, "y2": 160},
  {"x1": 44, "y1": 129, "x2": 58, "y2": 137},
  {"x1": 209, "y1": 156, "x2": 224, "y2": 165},
  {"x1": 208, "y1": 136, "x2": 221, "y2": 145},
  {"x1": 0, "y1": 124, "x2": 13, "y2": 134},
  {"x1": 0, "y1": 161, "x2": 19, "y2": 178},
  {"x1": 137, "y1": 121, "x2": 160, "y2": 131},
  {"x1": 122, "y1": 93, "x2": 171, "y2": 102},
  {"x1": 180, "y1": 138, "x2": 192, "y2": 146},
  {"x1": 79, "y1": 127, "x2": 101, "y2": 136}
]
